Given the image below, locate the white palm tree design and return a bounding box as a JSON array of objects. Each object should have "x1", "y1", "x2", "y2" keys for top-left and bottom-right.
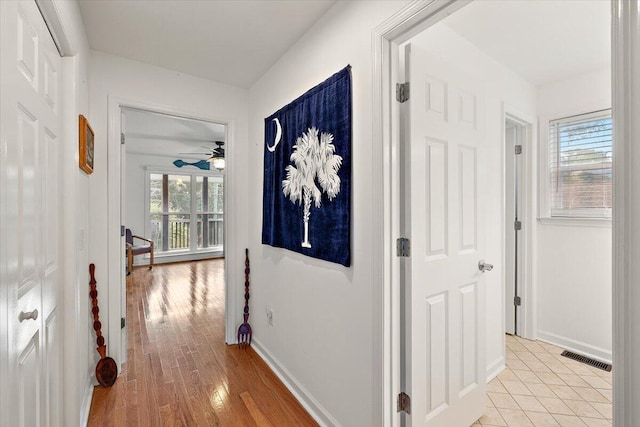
[{"x1": 282, "y1": 127, "x2": 342, "y2": 248}]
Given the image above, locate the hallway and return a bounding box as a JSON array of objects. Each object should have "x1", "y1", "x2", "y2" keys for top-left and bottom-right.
[
  {"x1": 87, "y1": 260, "x2": 317, "y2": 426},
  {"x1": 84, "y1": 259, "x2": 613, "y2": 427}
]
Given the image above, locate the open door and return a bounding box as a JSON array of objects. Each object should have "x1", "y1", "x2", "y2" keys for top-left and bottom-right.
[
  {"x1": 120, "y1": 109, "x2": 127, "y2": 362},
  {"x1": 402, "y1": 43, "x2": 488, "y2": 426},
  {"x1": 504, "y1": 119, "x2": 525, "y2": 336}
]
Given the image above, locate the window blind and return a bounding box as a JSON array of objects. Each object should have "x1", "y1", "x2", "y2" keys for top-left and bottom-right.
[{"x1": 548, "y1": 109, "x2": 612, "y2": 217}]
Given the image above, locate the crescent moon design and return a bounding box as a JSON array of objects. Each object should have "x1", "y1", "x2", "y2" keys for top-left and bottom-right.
[{"x1": 267, "y1": 118, "x2": 282, "y2": 152}]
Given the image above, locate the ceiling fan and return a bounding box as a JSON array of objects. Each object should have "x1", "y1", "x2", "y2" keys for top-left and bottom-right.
[{"x1": 176, "y1": 141, "x2": 225, "y2": 171}]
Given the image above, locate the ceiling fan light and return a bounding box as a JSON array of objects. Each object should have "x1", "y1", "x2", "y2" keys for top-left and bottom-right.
[{"x1": 211, "y1": 157, "x2": 225, "y2": 171}]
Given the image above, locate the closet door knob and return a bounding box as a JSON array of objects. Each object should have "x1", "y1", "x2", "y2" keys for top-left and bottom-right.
[{"x1": 19, "y1": 309, "x2": 38, "y2": 322}]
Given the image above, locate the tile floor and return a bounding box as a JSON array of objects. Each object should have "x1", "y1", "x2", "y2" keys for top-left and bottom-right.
[{"x1": 473, "y1": 335, "x2": 612, "y2": 426}]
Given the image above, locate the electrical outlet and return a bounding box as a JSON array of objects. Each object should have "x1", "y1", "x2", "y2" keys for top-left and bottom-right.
[{"x1": 266, "y1": 306, "x2": 273, "y2": 326}]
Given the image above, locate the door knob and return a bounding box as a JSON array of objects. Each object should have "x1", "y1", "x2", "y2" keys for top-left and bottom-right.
[
  {"x1": 478, "y1": 260, "x2": 493, "y2": 273},
  {"x1": 19, "y1": 309, "x2": 38, "y2": 322}
]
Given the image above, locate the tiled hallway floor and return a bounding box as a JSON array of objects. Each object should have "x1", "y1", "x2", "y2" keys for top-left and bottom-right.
[{"x1": 473, "y1": 335, "x2": 612, "y2": 426}]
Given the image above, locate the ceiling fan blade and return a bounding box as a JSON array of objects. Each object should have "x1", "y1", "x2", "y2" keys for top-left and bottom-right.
[{"x1": 178, "y1": 152, "x2": 211, "y2": 155}]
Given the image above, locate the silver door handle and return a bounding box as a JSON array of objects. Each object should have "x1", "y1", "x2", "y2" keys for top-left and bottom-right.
[
  {"x1": 478, "y1": 260, "x2": 493, "y2": 273},
  {"x1": 19, "y1": 309, "x2": 38, "y2": 322}
]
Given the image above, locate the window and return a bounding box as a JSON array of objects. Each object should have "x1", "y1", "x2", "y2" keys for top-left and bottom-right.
[
  {"x1": 548, "y1": 109, "x2": 612, "y2": 218},
  {"x1": 149, "y1": 172, "x2": 224, "y2": 254},
  {"x1": 196, "y1": 176, "x2": 224, "y2": 249}
]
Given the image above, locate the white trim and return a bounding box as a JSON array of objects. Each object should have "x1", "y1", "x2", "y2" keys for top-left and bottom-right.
[
  {"x1": 251, "y1": 338, "x2": 339, "y2": 427},
  {"x1": 537, "y1": 330, "x2": 612, "y2": 365},
  {"x1": 612, "y1": 0, "x2": 640, "y2": 424},
  {"x1": 34, "y1": 0, "x2": 74, "y2": 56},
  {"x1": 486, "y1": 356, "x2": 506, "y2": 383},
  {"x1": 146, "y1": 251, "x2": 223, "y2": 265},
  {"x1": 0, "y1": 5, "x2": 8, "y2": 426},
  {"x1": 372, "y1": 2, "x2": 471, "y2": 425},
  {"x1": 79, "y1": 378, "x2": 94, "y2": 427},
  {"x1": 107, "y1": 96, "x2": 239, "y2": 374},
  {"x1": 538, "y1": 217, "x2": 611, "y2": 228}
]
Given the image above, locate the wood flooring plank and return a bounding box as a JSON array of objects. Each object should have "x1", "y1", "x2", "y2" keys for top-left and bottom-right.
[
  {"x1": 158, "y1": 403, "x2": 182, "y2": 427},
  {"x1": 240, "y1": 391, "x2": 275, "y2": 427},
  {"x1": 124, "y1": 379, "x2": 139, "y2": 427}
]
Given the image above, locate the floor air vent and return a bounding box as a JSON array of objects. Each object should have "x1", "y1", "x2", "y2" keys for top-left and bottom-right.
[{"x1": 561, "y1": 350, "x2": 612, "y2": 372}]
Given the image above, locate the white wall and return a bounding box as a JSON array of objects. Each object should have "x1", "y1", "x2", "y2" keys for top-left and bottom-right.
[
  {"x1": 247, "y1": 2, "x2": 413, "y2": 425},
  {"x1": 88, "y1": 50, "x2": 249, "y2": 365},
  {"x1": 45, "y1": 0, "x2": 95, "y2": 425},
  {"x1": 536, "y1": 67, "x2": 612, "y2": 362},
  {"x1": 125, "y1": 153, "x2": 155, "y2": 239},
  {"x1": 409, "y1": 24, "x2": 538, "y2": 379}
]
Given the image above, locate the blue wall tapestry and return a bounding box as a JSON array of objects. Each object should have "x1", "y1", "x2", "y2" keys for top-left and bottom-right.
[{"x1": 262, "y1": 66, "x2": 351, "y2": 267}]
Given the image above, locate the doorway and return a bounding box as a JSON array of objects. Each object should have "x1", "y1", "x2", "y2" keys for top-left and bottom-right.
[
  {"x1": 119, "y1": 107, "x2": 228, "y2": 365},
  {"x1": 376, "y1": 0, "x2": 613, "y2": 424},
  {"x1": 504, "y1": 116, "x2": 528, "y2": 337},
  {"x1": 106, "y1": 97, "x2": 238, "y2": 368},
  {"x1": 122, "y1": 108, "x2": 227, "y2": 264}
]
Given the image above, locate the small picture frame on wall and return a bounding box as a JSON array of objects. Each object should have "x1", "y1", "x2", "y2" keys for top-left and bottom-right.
[{"x1": 79, "y1": 114, "x2": 94, "y2": 174}]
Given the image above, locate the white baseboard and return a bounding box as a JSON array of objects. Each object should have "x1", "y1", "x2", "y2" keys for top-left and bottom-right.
[
  {"x1": 537, "y1": 330, "x2": 612, "y2": 364},
  {"x1": 136, "y1": 251, "x2": 223, "y2": 266},
  {"x1": 251, "y1": 338, "x2": 339, "y2": 427},
  {"x1": 487, "y1": 355, "x2": 506, "y2": 383},
  {"x1": 80, "y1": 378, "x2": 94, "y2": 426}
]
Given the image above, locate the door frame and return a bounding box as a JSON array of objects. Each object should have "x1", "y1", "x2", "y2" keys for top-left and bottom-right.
[
  {"x1": 106, "y1": 96, "x2": 239, "y2": 366},
  {"x1": 374, "y1": 0, "x2": 635, "y2": 425},
  {"x1": 611, "y1": 0, "x2": 640, "y2": 423},
  {"x1": 502, "y1": 106, "x2": 537, "y2": 342},
  {"x1": 371, "y1": 2, "x2": 471, "y2": 425}
]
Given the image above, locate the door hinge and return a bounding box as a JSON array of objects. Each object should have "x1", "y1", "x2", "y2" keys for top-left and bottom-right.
[
  {"x1": 121, "y1": 225, "x2": 125, "y2": 237},
  {"x1": 514, "y1": 296, "x2": 522, "y2": 306},
  {"x1": 515, "y1": 145, "x2": 522, "y2": 155},
  {"x1": 396, "y1": 82, "x2": 410, "y2": 103},
  {"x1": 121, "y1": 132, "x2": 126, "y2": 145},
  {"x1": 121, "y1": 317, "x2": 126, "y2": 328},
  {"x1": 514, "y1": 220, "x2": 522, "y2": 231},
  {"x1": 397, "y1": 392, "x2": 411, "y2": 414},
  {"x1": 397, "y1": 237, "x2": 410, "y2": 257}
]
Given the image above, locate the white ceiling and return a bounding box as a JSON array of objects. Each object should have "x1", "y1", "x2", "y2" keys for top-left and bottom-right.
[
  {"x1": 78, "y1": 0, "x2": 336, "y2": 88},
  {"x1": 442, "y1": 0, "x2": 610, "y2": 86},
  {"x1": 112, "y1": 1, "x2": 610, "y2": 158},
  {"x1": 123, "y1": 108, "x2": 225, "y2": 158}
]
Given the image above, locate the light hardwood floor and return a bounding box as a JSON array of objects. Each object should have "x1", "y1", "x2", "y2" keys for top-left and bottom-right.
[{"x1": 87, "y1": 259, "x2": 317, "y2": 427}]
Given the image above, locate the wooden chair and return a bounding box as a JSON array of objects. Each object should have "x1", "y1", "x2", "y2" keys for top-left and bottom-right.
[{"x1": 126, "y1": 228, "x2": 154, "y2": 275}]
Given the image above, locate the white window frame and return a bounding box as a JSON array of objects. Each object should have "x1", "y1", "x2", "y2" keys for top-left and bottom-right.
[
  {"x1": 539, "y1": 108, "x2": 613, "y2": 223},
  {"x1": 144, "y1": 166, "x2": 224, "y2": 259}
]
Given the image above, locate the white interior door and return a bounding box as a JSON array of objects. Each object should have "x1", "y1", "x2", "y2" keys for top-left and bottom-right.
[
  {"x1": 403, "y1": 43, "x2": 488, "y2": 427},
  {"x1": 0, "y1": 1, "x2": 63, "y2": 426}
]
